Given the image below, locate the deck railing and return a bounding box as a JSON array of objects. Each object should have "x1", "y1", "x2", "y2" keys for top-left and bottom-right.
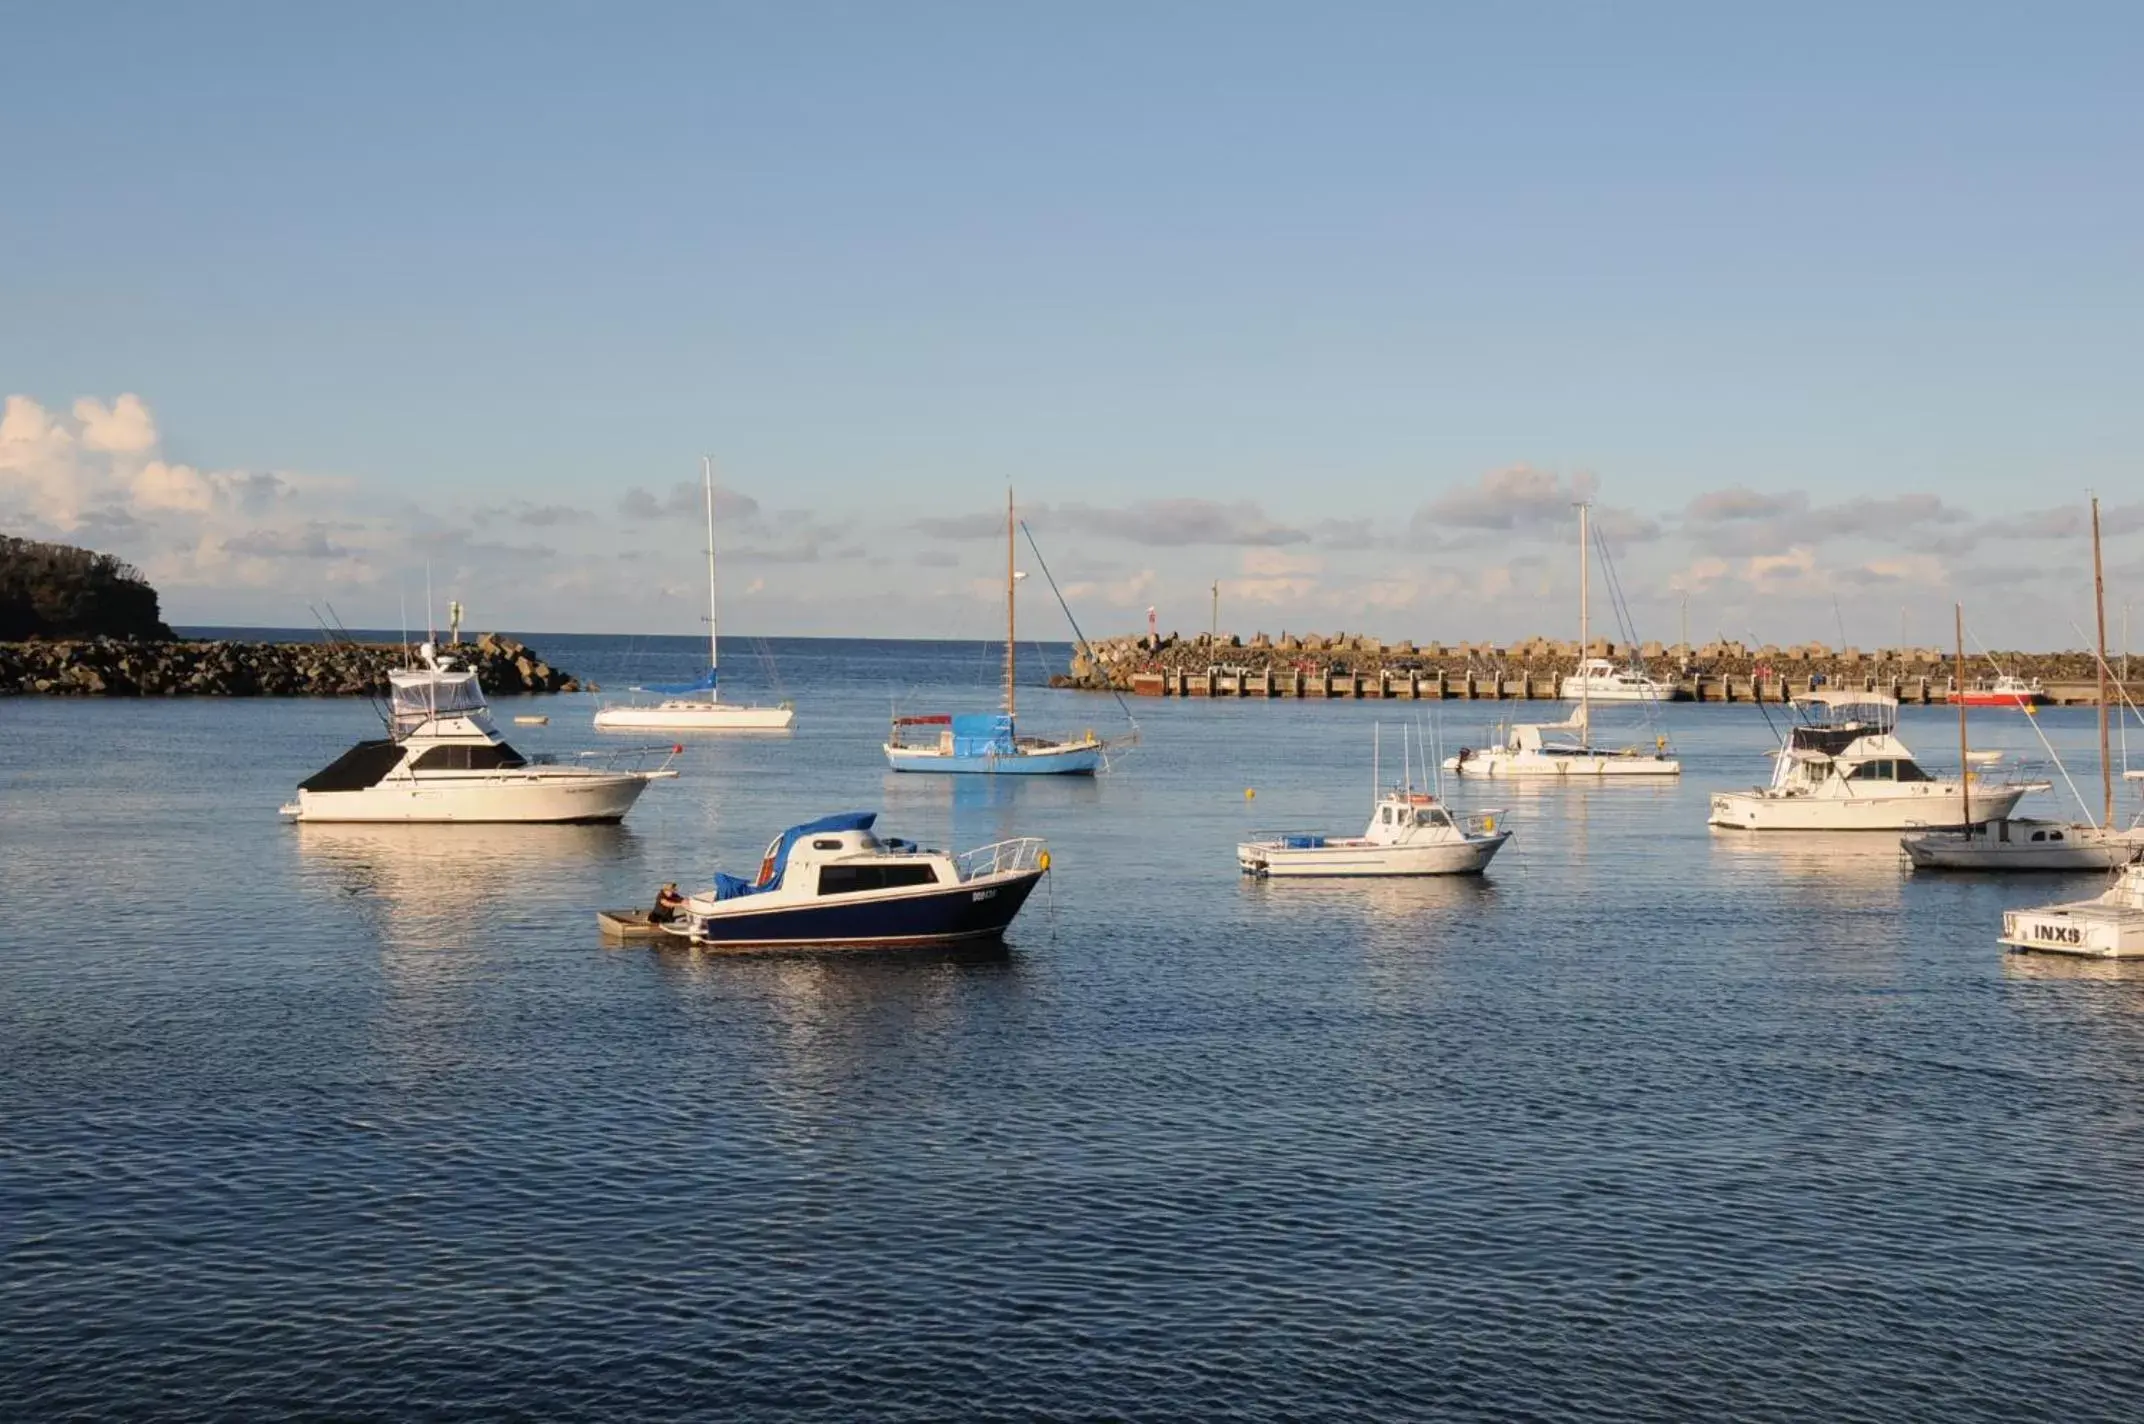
[{"x1": 955, "y1": 837, "x2": 1051, "y2": 880}]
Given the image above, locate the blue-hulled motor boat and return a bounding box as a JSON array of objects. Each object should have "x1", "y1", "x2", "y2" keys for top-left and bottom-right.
[{"x1": 662, "y1": 812, "x2": 1051, "y2": 949}]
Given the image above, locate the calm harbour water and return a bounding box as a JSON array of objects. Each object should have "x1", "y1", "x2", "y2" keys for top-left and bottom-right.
[{"x1": 6, "y1": 634, "x2": 2144, "y2": 1420}]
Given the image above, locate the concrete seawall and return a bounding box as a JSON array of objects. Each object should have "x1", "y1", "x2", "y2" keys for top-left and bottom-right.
[{"x1": 1059, "y1": 631, "x2": 2141, "y2": 706}]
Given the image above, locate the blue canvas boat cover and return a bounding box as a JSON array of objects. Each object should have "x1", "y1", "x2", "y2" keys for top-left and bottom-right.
[
  {"x1": 950, "y1": 713, "x2": 1016, "y2": 757},
  {"x1": 637, "y1": 665, "x2": 718, "y2": 696},
  {"x1": 711, "y1": 811, "x2": 877, "y2": 900}
]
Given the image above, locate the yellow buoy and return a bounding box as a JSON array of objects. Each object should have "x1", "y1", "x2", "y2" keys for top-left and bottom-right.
[
  {"x1": 1038, "y1": 850, "x2": 1052, "y2": 872},
  {"x1": 1245, "y1": 788, "x2": 1256, "y2": 800},
  {"x1": 1484, "y1": 816, "x2": 1496, "y2": 833}
]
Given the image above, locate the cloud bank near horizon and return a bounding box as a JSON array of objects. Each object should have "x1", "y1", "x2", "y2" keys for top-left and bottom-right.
[{"x1": 2, "y1": 393, "x2": 2137, "y2": 649}]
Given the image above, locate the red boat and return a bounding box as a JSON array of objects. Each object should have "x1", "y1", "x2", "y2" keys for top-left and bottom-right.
[{"x1": 1960, "y1": 675, "x2": 2046, "y2": 708}]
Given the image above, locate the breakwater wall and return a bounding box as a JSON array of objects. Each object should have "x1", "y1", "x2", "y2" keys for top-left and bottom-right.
[
  {"x1": 0, "y1": 633, "x2": 581, "y2": 697},
  {"x1": 1059, "y1": 632, "x2": 2141, "y2": 705}
]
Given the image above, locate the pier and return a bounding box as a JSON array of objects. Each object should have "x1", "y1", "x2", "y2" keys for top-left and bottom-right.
[{"x1": 1064, "y1": 631, "x2": 2140, "y2": 706}]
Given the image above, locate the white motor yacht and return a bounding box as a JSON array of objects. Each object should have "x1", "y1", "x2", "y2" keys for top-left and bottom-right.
[
  {"x1": 2000, "y1": 864, "x2": 2144, "y2": 958},
  {"x1": 1559, "y1": 657, "x2": 1681, "y2": 703},
  {"x1": 1709, "y1": 691, "x2": 2033, "y2": 832},
  {"x1": 283, "y1": 643, "x2": 678, "y2": 823},
  {"x1": 1238, "y1": 790, "x2": 1508, "y2": 877}
]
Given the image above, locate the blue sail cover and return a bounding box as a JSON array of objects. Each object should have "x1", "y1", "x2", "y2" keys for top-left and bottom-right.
[
  {"x1": 636, "y1": 665, "x2": 718, "y2": 696},
  {"x1": 711, "y1": 811, "x2": 877, "y2": 900},
  {"x1": 950, "y1": 713, "x2": 1016, "y2": 757}
]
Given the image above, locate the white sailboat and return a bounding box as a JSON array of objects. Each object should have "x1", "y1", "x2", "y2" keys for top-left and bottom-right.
[
  {"x1": 595, "y1": 457, "x2": 795, "y2": 733},
  {"x1": 1905, "y1": 503, "x2": 2144, "y2": 869},
  {"x1": 1443, "y1": 501, "x2": 1680, "y2": 778}
]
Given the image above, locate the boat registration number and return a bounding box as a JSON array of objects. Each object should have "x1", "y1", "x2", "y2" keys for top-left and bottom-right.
[
  {"x1": 2031, "y1": 922, "x2": 2084, "y2": 945},
  {"x1": 972, "y1": 888, "x2": 997, "y2": 902}
]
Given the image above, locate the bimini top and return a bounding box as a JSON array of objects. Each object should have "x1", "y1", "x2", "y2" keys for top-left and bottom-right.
[{"x1": 712, "y1": 811, "x2": 878, "y2": 900}]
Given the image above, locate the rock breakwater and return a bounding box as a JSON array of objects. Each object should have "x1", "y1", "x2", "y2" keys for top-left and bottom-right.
[
  {"x1": 1062, "y1": 630, "x2": 2124, "y2": 698},
  {"x1": 0, "y1": 633, "x2": 580, "y2": 697}
]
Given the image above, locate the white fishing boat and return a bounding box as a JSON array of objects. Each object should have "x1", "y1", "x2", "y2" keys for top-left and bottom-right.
[
  {"x1": 595, "y1": 456, "x2": 795, "y2": 733},
  {"x1": 662, "y1": 812, "x2": 1049, "y2": 949},
  {"x1": 283, "y1": 644, "x2": 678, "y2": 823},
  {"x1": 2000, "y1": 864, "x2": 2144, "y2": 958},
  {"x1": 1559, "y1": 656, "x2": 1681, "y2": 703},
  {"x1": 1238, "y1": 792, "x2": 1507, "y2": 877},
  {"x1": 1709, "y1": 690, "x2": 2034, "y2": 831},
  {"x1": 1444, "y1": 502, "x2": 1680, "y2": 779},
  {"x1": 1241, "y1": 727, "x2": 1508, "y2": 877}
]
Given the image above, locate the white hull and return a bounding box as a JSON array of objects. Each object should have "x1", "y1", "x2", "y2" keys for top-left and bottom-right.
[
  {"x1": 595, "y1": 700, "x2": 794, "y2": 732},
  {"x1": 2001, "y1": 869, "x2": 2144, "y2": 957},
  {"x1": 1557, "y1": 680, "x2": 1678, "y2": 702},
  {"x1": 1904, "y1": 821, "x2": 2144, "y2": 871},
  {"x1": 1444, "y1": 751, "x2": 1680, "y2": 778},
  {"x1": 285, "y1": 770, "x2": 656, "y2": 823},
  {"x1": 1239, "y1": 835, "x2": 1508, "y2": 877},
  {"x1": 1709, "y1": 783, "x2": 2027, "y2": 831}
]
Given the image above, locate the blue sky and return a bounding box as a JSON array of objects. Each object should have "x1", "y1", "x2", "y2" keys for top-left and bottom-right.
[{"x1": 3, "y1": 3, "x2": 2140, "y2": 647}]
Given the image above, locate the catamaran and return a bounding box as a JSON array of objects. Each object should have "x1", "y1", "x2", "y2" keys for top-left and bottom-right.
[
  {"x1": 594, "y1": 456, "x2": 795, "y2": 733},
  {"x1": 885, "y1": 490, "x2": 1111, "y2": 775},
  {"x1": 1443, "y1": 501, "x2": 1680, "y2": 778}
]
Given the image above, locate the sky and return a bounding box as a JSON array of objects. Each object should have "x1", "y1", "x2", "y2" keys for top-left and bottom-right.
[{"x1": 3, "y1": 2, "x2": 2140, "y2": 649}]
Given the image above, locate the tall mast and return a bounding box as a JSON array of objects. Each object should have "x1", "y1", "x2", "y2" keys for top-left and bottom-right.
[
  {"x1": 1577, "y1": 501, "x2": 1590, "y2": 730},
  {"x1": 2094, "y1": 494, "x2": 2111, "y2": 825},
  {"x1": 1955, "y1": 602, "x2": 1971, "y2": 833},
  {"x1": 704, "y1": 456, "x2": 720, "y2": 691},
  {"x1": 1005, "y1": 486, "x2": 1017, "y2": 719}
]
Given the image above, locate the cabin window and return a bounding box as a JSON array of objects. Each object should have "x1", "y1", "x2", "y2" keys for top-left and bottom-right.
[
  {"x1": 812, "y1": 839, "x2": 844, "y2": 850},
  {"x1": 1893, "y1": 760, "x2": 1932, "y2": 782},
  {"x1": 818, "y1": 863, "x2": 941, "y2": 895},
  {"x1": 1416, "y1": 810, "x2": 1446, "y2": 827},
  {"x1": 2031, "y1": 831, "x2": 2047, "y2": 842},
  {"x1": 1380, "y1": 807, "x2": 1392, "y2": 824},
  {"x1": 410, "y1": 743, "x2": 527, "y2": 771},
  {"x1": 297, "y1": 739, "x2": 406, "y2": 793},
  {"x1": 2050, "y1": 831, "x2": 2065, "y2": 841},
  {"x1": 1847, "y1": 760, "x2": 1895, "y2": 781}
]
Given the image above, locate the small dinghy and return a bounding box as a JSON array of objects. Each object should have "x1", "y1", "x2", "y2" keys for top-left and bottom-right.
[
  {"x1": 1240, "y1": 724, "x2": 1509, "y2": 878},
  {"x1": 662, "y1": 812, "x2": 1049, "y2": 949}
]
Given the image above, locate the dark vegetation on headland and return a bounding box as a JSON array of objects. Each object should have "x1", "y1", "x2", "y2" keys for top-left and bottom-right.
[
  {"x1": 0, "y1": 536, "x2": 174, "y2": 641},
  {"x1": 0, "y1": 536, "x2": 582, "y2": 697}
]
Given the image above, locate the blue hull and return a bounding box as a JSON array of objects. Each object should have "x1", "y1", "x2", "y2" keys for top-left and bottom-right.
[
  {"x1": 690, "y1": 871, "x2": 1045, "y2": 947},
  {"x1": 885, "y1": 747, "x2": 1100, "y2": 775}
]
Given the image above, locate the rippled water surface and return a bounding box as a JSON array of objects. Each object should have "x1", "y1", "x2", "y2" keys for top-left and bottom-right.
[{"x1": 7, "y1": 635, "x2": 2144, "y2": 1419}]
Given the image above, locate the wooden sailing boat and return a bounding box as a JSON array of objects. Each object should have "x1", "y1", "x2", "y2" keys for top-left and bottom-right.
[
  {"x1": 884, "y1": 489, "x2": 1105, "y2": 774},
  {"x1": 595, "y1": 457, "x2": 795, "y2": 732}
]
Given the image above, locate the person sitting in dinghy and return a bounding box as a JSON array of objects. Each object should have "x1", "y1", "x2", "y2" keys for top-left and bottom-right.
[{"x1": 649, "y1": 883, "x2": 685, "y2": 925}]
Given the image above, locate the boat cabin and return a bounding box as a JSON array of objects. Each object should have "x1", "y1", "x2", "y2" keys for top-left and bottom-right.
[{"x1": 708, "y1": 812, "x2": 951, "y2": 902}]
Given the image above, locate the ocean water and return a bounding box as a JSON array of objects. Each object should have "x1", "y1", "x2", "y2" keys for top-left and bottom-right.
[{"x1": 6, "y1": 634, "x2": 2144, "y2": 1420}]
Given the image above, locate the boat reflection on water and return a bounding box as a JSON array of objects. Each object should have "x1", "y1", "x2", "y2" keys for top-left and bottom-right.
[
  {"x1": 1707, "y1": 827, "x2": 1912, "y2": 889},
  {"x1": 2001, "y1": 950, "x2": 2144, "y2": 985},
  {"x1": 1239, "y1": 871, "x2": 1499, "y2": 921},
  {"x1": 294, "y1": 821, "x2": 644, "y2": 946}
]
